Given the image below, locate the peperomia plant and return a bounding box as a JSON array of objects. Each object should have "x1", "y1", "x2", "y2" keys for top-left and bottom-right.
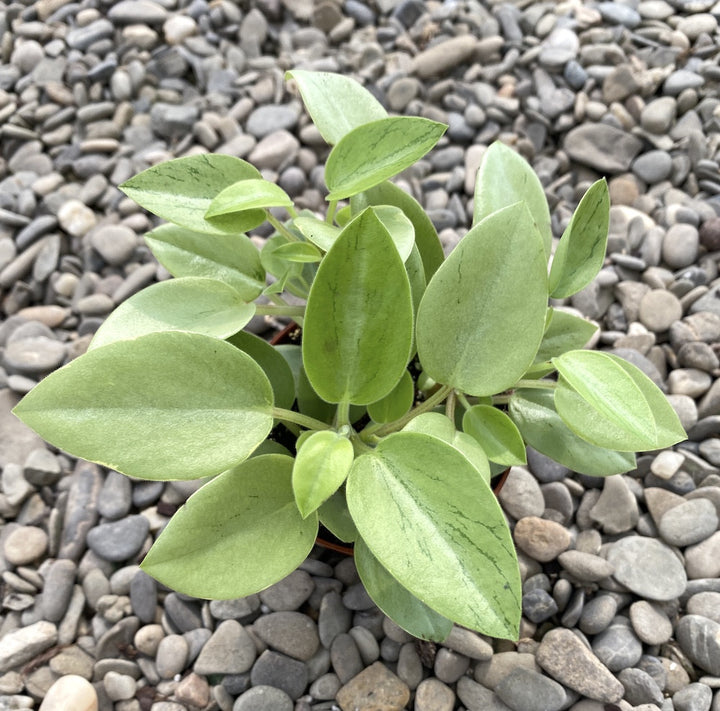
[{"x1": 13, "y1": 71, "x2": 686, "y2": 642}]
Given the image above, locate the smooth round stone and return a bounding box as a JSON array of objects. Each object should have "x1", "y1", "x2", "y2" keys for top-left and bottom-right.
[
  {"x1": 558, "y1": 550, "x2": 615, "y2": 582},
  {"x1": 686, "y1": 592, "x2": 720, "y2": 624},
  {"x1": 57, "y1": 199, "x2": 97, "y2": 238},
  {"x1": 97, "y1": 470, "x2": 132, "y2": 520},
  {"x1": 672, "y1": 682, "x2": 713, "y2": 711},
  {"x1": 498, "y1": 467, "x2": 544, "y2": 519},
  {"x1": 134, "y1": 624, "x2": 164, "y2": 656},
  {"x1": 579, "y1": 594, "x2": 618, "y2": 635},
  {"x1": 522, "y1": 588, "x2": 558, "y2": 623},
  {"x1": 309, "y1": 673, "x2": 341, "y2": 701},
  {"x1": 41, "y1": 559, "x2": 77, "y2": 622},
  {"x1": 318, "y1": 591, "x2": 352, "y2": 648},
  {"x1": 685, "y1": 531, "x2": 720, "y2": 579},
  {"x1": 208, "y1": 597, "x2": 258, "y2": 620},
  {"x1": 156, "y1": 634, "x2": 189, "y2": 679},
  {"x1": 564, "y1": 123, "x2": 642, "y2": 173},
  {"x1": 89, "y1": 224, "x2": 137, "y2": 266},
  {"x1": 606, "y1": 536, "x2": 687, "y2": 601},
  {"x1": 641, "y1": 97, "x2": 677, "y2": 134},
  {"x1": 497, "y1": 666, "x2": 566, "y2": 711},
  {"x1": 639, "y1": 289, "x2": 683, "y2": 332},
  {"x1": 632, "y1": 150, "x2": 673, "y2": 183},
  {"x1": 415, "y1": 678, "x2": 454, "y2": 711},
  {"x1": 86, "y1": 515, "x2": 149, "y2": 562},
  {"x1": 4, "y1": 337, "x2": 67, "y2": 375},
  {"x1": 129, "y1": 570, "x2": 157, "y2": 624},
  {"x1": 629, "y1": 601, "x2": 673, "y2": 645},
  {"x1": 589, "y1": 475, "x2": 639, "y2": 534},
  {"x1": 617, "y1": 667, "x2": 664, "y2": 707},
  {"x1": 103, "y1": 671, "x2": 136, "y2": 701},
  {"x1": 163, "y1": 15, "x2": 197, "y2": 44},
  {"x1": 514, "y1": 516, "x2": 571, "y2": 562},
  {"x1": 107, "y1": 0, "x2": 169, "y2": 24},
  {"x1": 664, "y1": 223, "x2": 700, "y2": 268},
  {"x1": 348, "y1": 626, "x2": 379, "y2": 665},
  {"x1": 668, "y1": 368, "x2": 712, "y2": 398},
  {"x1": 233, "y1": 685, "x2": 293, "y2": 711},
  {"x1": 443, "y1": 626, "x2": 493, "y2": 661},
  {"x1": 194, "y1": 621, "x2": 256, "y2": 675},
  {"x1": 39, "y1": 675, "x2": 97, "y2": 711},
  {"x1": 434, "y1": 648, "x2": 469, "y2": 684},
  {"x1": 331, "y1": 633, "x2": 363, "y2": 684},
  {"x1": 658, "y1": 498, "x2": 718, "y2": 546},
  {"x1": 250, "y1": 650, "x2": 308, "y2": 700},
  {"x1": 699, "y1": 216, "x2": 720, "y2": 251},
  {"x1": 245, "y1": 105, "x2": 299, "y2": 139},
  {"x1": 253, "y1": 612, "x2": 319, "y2": 662},
  {"x1": 592, "y1": 618, "x2": 643, "y2": 672},
  {"x1": 3, "y1": 525, "x2": 48, "y2": 565},
  {"x1": 676, "y1": 615, "x2": 720, "y2": 675}
]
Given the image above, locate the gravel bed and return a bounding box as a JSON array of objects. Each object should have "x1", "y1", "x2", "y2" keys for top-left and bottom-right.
[{"x1": 1, "y1": 0, "x2": 720, "y2": 709}]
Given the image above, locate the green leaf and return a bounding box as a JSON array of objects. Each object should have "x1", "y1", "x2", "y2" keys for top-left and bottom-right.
[
  {"x1": 227, "y1": 331, "x2": 296, "y2": 411},
  {"x1": 286, "y1": 69, "x2": 388, "y2": 145},
  {"x1": 553, "y1": 350, "x2": 686, "y2": 451},
  {"x1": 416, "y1": 203, "x2": 548, "y2": 396},
  {"x1": 549, "y1": 179, "x2": 610, "y2": 298},
  {"x1": 534, "y1": 308, "x2": 598, "y2": 363},
  {"x1": 354, "y1": 181, "x2": 444, "y2": 282},
  {"x1": 402, "y1": 412, "x2": 490, "y2": 484},
  {"x1": 144, "y1": 224, "x2": 265, "y2": 302},
  {"x1": 141, "y1": 454, "x2": 318, "y2": 598},
  {"x1": 120, "y1": 154, "x2": 265, "y2": 234},
  {"x1": 205, "y1": 179, "x2": 292, "y2": 219},
  {"x1": 473, "y1": 142, "x2": 552, "y2": 258},
  {"x1": 354, "y1": 538, "x2": 452, "y2": 642},
  {"x1": 292, "y1": 430, "x2": 354, "y2": 518},
  {"x1": 298, "y1": 364, "x2": 335, "y2": 424},
  {"x1": 13, "y1": 332, "x2": 274, "y2": 480},
  {"x1": 303, "y1": 207, "x2": 413, "y2": 405},
  {"x1": 368, "y1": 370, "x2": 414, "y2": 424},
  {"x1": 508, "y1": 388, "x2": 636, "y2": 476},
  {"x1": 346, "y1": 432, "x2": 521, "y2": 639},
  {"x1": 293, "y1": 216, "x2": 340, "y2": 252},
  {"x1": 325, "y1": 118, "x2": 447, "y2": 201},
  {"x1": 318, "y1": 486, "x2": 357, "y2": 543},
  {"x1": 89, "y1": 277, "x2": 255, "y2": 350},
  {"x1": 272, "y1": 241, "x2": 323, "y2": 263},
  {"x1": 373, "y1": 205, "x2": 415, "y2": 262},
  {"x1": 462, "y1": 405, "x2": 526, "y2": 466},
  {"x1": 260, "y1": 233, "x2": 313, "y2": 299}
]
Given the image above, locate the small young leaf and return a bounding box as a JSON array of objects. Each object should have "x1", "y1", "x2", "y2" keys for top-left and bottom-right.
[
  {"x1": 120, "y1": 154, "x2": 264, "y2": 234},
  {"x1": 508, "y1": 388, "x2": 636, "y2": 476},
  {"x1": 141, "y1": 455, "x2": 318, "y2": 598},
  {"x1": 325, "y1": 118, "x2": 447, "y2": 201},
  {"x1": 553, "y1": 350, "x2": 686, "y2": 451},
  {"x1": 373, "y1": 205, "x2": 415, "y2": 262},
  {"x1": 368, "y1": 370, "x2": 414, "y2": 424},
  {"x1": 261, "y1": 233, "x2": 314, "y2": 299},
  {"x1": 416, "y1": 202, "x2": 548, "y2": 396},
  {"x1": 13, "y1": 332, "x2": 274, "y2": 480},
  {"x1": 286, "y1": 69, "x2": 388, "y2": 145},
  {"x1": 534, "y1": 308, "x2": 598, "y2": 363},
  {"x1": 227, "y1": 331, "x2": 296, "y2": 411},
  {"x1": 402, "y1": 412, "x2": 491, "y2": 484},
  {"x1": 144, "y1": 224, "x2": 265, "y2": 302},
  {"x1": 463, "y1": 405, "x2": 527, "y2": 466},
  {"x1": 293, "y1": 216, "x2": 340, "y2": 252},
  {"x1": 205, "y1": 178, "x2": 293, "y2": 218},
  {"x1": 354, "y1": 538, "x2": 453, "y2": 642},
  {"x1": 303, "y1": 208, "x2": 413, "y2": 405},
  {"x1": 346, "y1": 432, "x2": 521, "y2": 639},
  {"x1": 292, "y1": 430, "x2": 354, "y2": 518},
  {"x1": 318, "y1": 486, "x2": 357, "y2": 543},
  {"x1": 89, "y1": 277, "x2": 254, "y2": 350},
  {"x1": 474, "y1": 141, "x2": 552, "y2": 258},
  {"x1": 549, "y1": 179, "x2": 610, "y2": 298},
  {"x1": 354, "y1": 181, "x2": 445, "y2": 281},
  {"x1": 272, "y1": 241, "x2": 323, "y2": 263}
]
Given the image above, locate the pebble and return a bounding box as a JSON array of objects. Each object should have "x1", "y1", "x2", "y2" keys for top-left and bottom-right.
[
  {"x1": 57, "y1": 199, "x2": 96, "y2": 238},
  {"x1": 498, "y1": 467, "x2": 544, "y2": 519},
  {"x1": 411, "y1": 35, "x2": 479, "y2": 79},
  {"x1": 564, "y1": 124, "x2": 643, "y2": 173},
  {"x1": 3, "y1": 525, "x2": 48, "y2": 565},
  {"x1": 606, "y1": 535, "x2": 687, "y2": 600},
  {"x1": 579, "y1": 595, "x2": 618, "y2": 635},
  {"x1": 589, "y1": 475, "x2": 639, "y2": 533},
  {"x1": 558, "y1": 550, "x2": 615, "y2": 582},
  {"x1": 89, "y1": 225, "x2": 137, "y2": 267},
  {"x1": 0, "y1": 621, "x2": 57, "y2": 673},
  {"x1": 40, "y1": 559, "x2": 77, "y2": 622},
  {"x1": 233, "y1": 685, "x2": 293, "y2": 711},
  {"x1": 618, "y1": 667, "x2": 664, "y2": 707},
  {"x1": 38, "y1": 675, "x2": 97, "y2": 711},
  {"x1": 685, "y1": 531, "x2": 720, "y2": 579},
  {"x1": 591, "y1": 618, "x2": 643, "y2": 671},
  {"x1": 629, "y1": 601, "x2": 673, "y2": 645},
  {"x1": 156, "y1": 634, "x2": 189, "y2": 679},
  {"x1": 250, "y1": 650, "x2": 308, "y2": 700},
  {"x1": 259, "y1": 569, "x2": 314, "y2": 610},
  {"x1": 336, "y1": 661, "x2": 410, "y2": 711},
  {"x1": 664, "y1": 224, "x2": 700, "y2": 268},
  {"x1": 246, "y1": 105, "x2": 299, "y2": 139},
  {"x1": 686, "y1": 591, "x2": 720, "y2": 624},
  {"x1": 658, "y1": 498, "x2": 718, "y2": 546},
  {"x1": 253, "y1": 612, "x2": 319, "y2": 661},
  {"x1": 513, "y1": 516, "x2": 571, "y2": 561},
  {"x1": 86, "y1": 515, "x2": 150, "y2": 562},
  {"x1": 676, "y1": 615, "x2": 720, "y2": 675},
  {"x1": 193, "y1": 620, "x2": 256, "y2": 675},
  {"x1": 673, "y1": 682, "x2": 713, "y2": 711},
  {"x1": 639, "y1": 289, "x2": 684, "y2": 332},
  {"x1": 495, "y1": 666, "x2": 566, "y2": 711},
  {"x1": 414, "y1": 677, "x2": 455, "y2": 711}
]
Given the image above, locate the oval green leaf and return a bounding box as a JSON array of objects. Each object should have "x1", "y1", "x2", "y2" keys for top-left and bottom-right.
[
  {"x1": 141, "y1": 454, "x2": 318, "y2": 598},
  {"x1": 205, "y1": 178, "x2": 293, "y2": 218},
  {"x1": 354, "y1": 537, "x2": 453, "y2": 642},
  {"x1": 534, "y1": 308, "x2": 598, "y2": 363},
  {"x1": 292, "y1": 430, "x2": 355, "y2": 518},
  {"x1": 272, "y1": 241, "x2": 323, "y2": 263},
  {"x1": 346, "y1": 432, "x2": 520, "y2": 639},
  {"x1": 463, "y1": 405, "x2": 527, "y2": 466},
  {"x1": 373, "y1": 205, "x2": 415, "y2": 262},
  {"x1": 325, "y1": 117, "x2": 447, "y2": 201},
  {"x1": 293, "y1": 216, "x2": 340, "y2": 252},
  {"x1": 120, "y1": 154, "x2": 264, "y2": 234},
  {"x1": 549, "y1": 179, "x2": 610, "y2": 298},
  {"x1": 89, "y1": 277, "x2": 255, "y2": 350},
  {"x1": 227, "y1": 330, "x2": 296, "y2": 411},
  {"x1": 303, "y1": 207, "x2": 413, "y2": 405},
  {"x1": 508, "y1": 388, "x2": 636, "y2": 476},
  {"x1": 13, "y1": 332, "x2": 274, "y2": 480},
  {"x1": 287, "y1": 70, "x2": 388, "y2": 145},
  {"x1": 144, "y1": 224, "x2": 265, "y2": 302},
  {"x1": 318, "y1": 486, "x2": 357, "y2": 543},
  {"x1": 474, "y1": 141, "x2": 552, "y2": 258},
  {"x1": 416, "y1": 202, "x2": 548, "y2": 396},
  {"x1": 368, "y1": 370, "x2": 414, "y2": 424}
]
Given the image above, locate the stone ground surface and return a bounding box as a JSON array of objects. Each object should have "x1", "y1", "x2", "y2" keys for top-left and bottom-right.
[{"x1": 2, "y1": 0, "x2": 720, "y2": 709}]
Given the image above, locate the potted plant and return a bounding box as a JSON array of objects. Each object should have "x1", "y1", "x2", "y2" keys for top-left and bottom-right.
[{"x1": 13, "y1": 71, "x2": 686, "y2": 643}]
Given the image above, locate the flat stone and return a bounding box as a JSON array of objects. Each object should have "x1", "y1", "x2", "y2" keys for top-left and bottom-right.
[
  {"x1": 513, "y1": 516, "x2": 571, "y2": 562},
  {"x1": 40, "y1": 559, "x2": 77, "y2": 622},
  {"x1": 639, "y1": 289, "x2": 683, "y2": 332},
  {"x1": 246, "y1": 105, "x2": 299, "y2": 139},
  {"x1": 564, "y1": 124, "x2": 643, "y2": 173},
  {"x1": 641, "y1": 96, "x2": 677, "y2": 133},
  {"x1": 336, "y1": 661, "x2": 410, "y2": 711},
  {"x1": 658, "y1": 498, "x2": 718, "y2": 547},
  {"x1": 558, "y1": 550, "x2": 615, "y2": 582},
  {"x1": 411, "y1": 35, "x2": 478, "y2": 79},
  {"x1": 498, "y1": 467, "x2": 544, "y2": 519},
  {"x1": 589, "y1": 475, "x2": 639, "y2": 534},
  {"x1": 89, "y1": 224, "x2": 137, "y2": 266},
  {"x1": 4, "y1": 336, "x2": 67, "y2": 376},
  {"x1": 629, "y1": 601, "x2": 673, "y2": 645},
  {"x1": 250, "y1": 650, "x2": 308, "y2": 700},
  {"x1": 3, "y1": 525, "x2": 48, "y2": 565},
  {"x1": 633, "y1": 150, "x2": 673, "y2": 183},
  {"x1": 606, "y1": 535, "x2": 687, "y2": 600},
  {"x1": 536, "y1": 628, "x2": 624, "y2": 703},
  {"x1": 234, "y1": 685, "x2": 293, "y2": 711},
  {"x1": 686, "y1": 592, "x2": 720, "y2": 624},
  {"x1": 685, "y1": 531, "x2": 720, "y2": 579},
  {"x1": 676, "y1": 614, "x2": 720, "y2": 675},
  {"x1": 617, "y1": 667, "x2": 664, "y2": 707},
  {"x1": 579, "y1": 595, "x2": 618, "y2": 635},
  {"x1": 108, "y1": 0, "x2": 168, "y2": 24},
  {"x1": 0, "y1": 621, "x2": 57, "y2": 673},
  {"x1": 38, "y1": 674, "x2": 97, "y2": 711},
  {"x1": 60, "y1": 461, "x2": 102, "y2": 561},
  {"x1": 591, "y1": 618, "x2": 643, "y2": 672},
  {"x1": 443, "y1": 625, "x2": 493, "y2": 661},
  {"x1": 156, "y1": 634, "x2": 189, "y2": 679},
  {"x1": 414, "y1": 678, "x2": 455, "y2": 711},
  {"x1": 194, "y1": 620, "x2": 256, "y2": 675},
  {"x1": 495, "y1": 666, "x2": 566, "y2": 711},
  {"x1": 86, "y1": 515, "x2": 149, "y2": 562},
  {"x1": 259, "y1": 569, "x2": 314, "y2": 610},
  {"x1": 664, "y1": 224, "x2": 700, "y2": 268},
  {"x1": 253, "y1": 611, "x2": 319, "y2": 661}
]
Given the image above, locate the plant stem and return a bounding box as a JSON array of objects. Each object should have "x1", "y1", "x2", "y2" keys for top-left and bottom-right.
[
  {"x1": 255, "y1": 305, "x2": 305, "y2": 318},
  {"x1": 271, "y1": 407, "x2": 332, "y2": 432},
  {"x1": 514, "y1": 379, "x2": 557, "y2": 390},
  {"x1": 457, "y1": 392, "x2": 472, "y2": 411},
  {"x1": 326, "y1": 200, "x2": 338, "y2": 224},
  {"x1": 366, "y1": 384, "x2": 453, "y2": 438},
  {"x1": 445, "y1": 390, "x2": 456, "y2": 422},
  {"x1": 336, "y1": 400, "x2": 351, "y2": 428},
  {"x1": 266, "y1": 211, "x2": 299, "y2": 242}
]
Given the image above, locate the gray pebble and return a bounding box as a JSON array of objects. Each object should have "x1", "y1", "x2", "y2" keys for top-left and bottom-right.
[
  {"x1": 456, "y1": 676, "x2": 513, "y2": 711},
  {"x1": 676, "y1": 615, "x2": 720, "y2": 675},
  {"x1": 129, "y1": 570, "x2": 156, "y2": 624},
  {"x1": 107, "y1": 0, "x2": 169, "y2": 24},
  {"x1": 246, "y1": 105, "x2": 299, "y2": 139},
  {"x1": 253, "y1": 611, "x2": 319, "y2": 662},
  {"x1": 659, "y1": 498, "x2": 718, "y2": 546},
  {"x1": 150, "y1": 103, "x2": 199, "y2": 140},
  {"x1": 415, "y1": 678, "x2": 455, "y2": 711},
  {"x1": 194, "y1": 620, "x2": 256, "y2": 675},
  {"x1": 209, "y1": 597, "x2": 258, "y2": 620},
  {"x1": 673, "y1": 682, "x2": 713, "y2": 711},
  {"x1": 639, "y1": 289, "x2": 683, "y2": 332},
  {"x1": 633, "y1": 150, "x2": 673, "y2": 183},
  {"x1": 347, "y1": 626, "x2": 379, "y2": 665},
  {"x1": 443, "y1": 625, "x2": 493, "y2": 661},
  {"x1": 309, "y1": 672, "x2": 341, "y2": 700},
  {"x1": 618, "y1": 667, "x2": 665, "y2": 707},
  {"x1": 233, "y1": 685, "x2": 293, "y2": 711},
  {"x1": 0, "y1": 620, "x2": 58, "y2": 673},
  {"x1": 664, "y1": 224, "x2": 700, "y2": 268},
  {"x1": 3, "y1": 336, "x2": 67, "y2": 376},
  {"x1": 564, "y1": 123, "x2": 642, "y2": 173},
  {"x1": 156, "y1": 634, "x2": 189, "y2": 679},
  {"x1": 495, "y1": 666, "x2": 566, "y2": 711},
  {"x1": 250, "y1": 650, "x2": 308, "y2": 700},
  {"x1": 89, "y1": 224, "x2": 137, "y2": 266},
  {"x1": 165, "y1": 593, "x2": 203, "y2": 632},
  {"x1": 498, "y1": 467, "x2": 544, "y2": 519},
  {"x1": 629, "y1": 600, "x2": 673, "y2": 645},
  {"x1": 97, "y1": 470, "x2": 132, "y2": 521},
  {"x1": 434, "y1": 647, "x2": 469, "y2": 684},
  {"x1": 579, "y1": 595, "x2": 618, "y2": 635},
  {"x1": 86, "y1": 514, "x2": 149, "y2": 562},
  {"x1": 318, "y1": 591, "x2": 351, "y2": 648},
  {"x1": 331, "y1": 632, "x2": 363, "y2": 684},
  {"x1": 522, "y1": 588, "x2": 558, "y2": 623},
  {"x1": 411, "y1": 35, "x2": 479, "y2": 79},
  {"x1": 23, "y1": 448, "x2": 61, "y2": 487},
  {"x1": 592, "y1": 618, "x2": 643, "y2": 672},
  {"x1": 685, "y1": 531, "x2": 720, "y2": 580},
  {"x1": 686, "y1": 591, "x2": 720, "y2": 624},
  {"x1": 40, "y1": 559, "x2": 76, "y2": 623},
  {"x1": 65, "y1": 19, "x2": 114, "y2": 51}
]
